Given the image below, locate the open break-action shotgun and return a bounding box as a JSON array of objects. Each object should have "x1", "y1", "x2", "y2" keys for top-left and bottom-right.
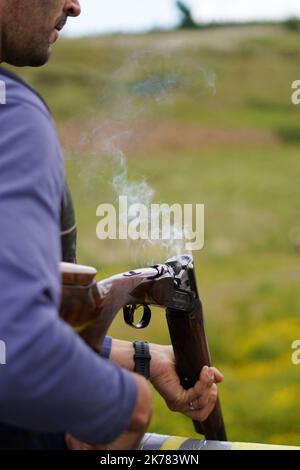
[{"x1": 59, "y1": 254, "x2": 226, "y2": 441}]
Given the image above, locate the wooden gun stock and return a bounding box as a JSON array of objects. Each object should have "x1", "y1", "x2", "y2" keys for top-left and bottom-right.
[{"x1": 59, "y1": 263, "x2": 101, "y2": 333}]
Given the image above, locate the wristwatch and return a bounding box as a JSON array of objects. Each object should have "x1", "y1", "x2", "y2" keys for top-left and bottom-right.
[{"x1": 133, "y1": 341, "x2": 151, "y2": 379}]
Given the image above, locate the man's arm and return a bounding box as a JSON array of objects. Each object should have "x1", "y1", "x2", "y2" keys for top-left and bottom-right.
[
  {"x1": 65, "y1": 339, "x2": 222, "y2": 450},
  {"x1": 109, "y1": 339, "x2": 223, "y2": 422},
  {"x1": 66, "y1": 373, "x2": 152, "y2": 451},
  {"x1": 0, "y1": 87, "x2": 146, "y2": 445}
]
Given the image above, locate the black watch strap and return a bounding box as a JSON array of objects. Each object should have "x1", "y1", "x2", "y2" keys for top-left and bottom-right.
[{"x1": 133, "y1": 341, "x2": 151, "y2": 379}]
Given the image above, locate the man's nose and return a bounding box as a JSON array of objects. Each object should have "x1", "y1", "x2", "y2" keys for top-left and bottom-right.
[{"x1": 64, "y1": 0, "x2": 81, "y2": 18}]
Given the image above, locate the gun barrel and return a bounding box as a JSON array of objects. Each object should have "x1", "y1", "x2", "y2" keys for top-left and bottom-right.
[
  {"x1": 166, "y1": 300, "x2": 226, "y2": 441},
  {"x1": 165, "y1": 254, "x2": 227, "y2": 441}
]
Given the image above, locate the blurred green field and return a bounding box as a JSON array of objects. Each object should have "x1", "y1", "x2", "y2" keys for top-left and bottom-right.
[{"x1": 10, "y1": 24, "x2": 300, "y2": 445}]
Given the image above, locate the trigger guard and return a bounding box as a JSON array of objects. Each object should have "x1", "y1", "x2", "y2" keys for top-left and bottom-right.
[{"x1": 123, "y1": 304, "x2": 151, "y2": 329}]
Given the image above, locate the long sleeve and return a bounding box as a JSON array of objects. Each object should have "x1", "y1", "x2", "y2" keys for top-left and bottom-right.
[{"x1": 0, "y1": 69, "x2": 137, "y2": 445}]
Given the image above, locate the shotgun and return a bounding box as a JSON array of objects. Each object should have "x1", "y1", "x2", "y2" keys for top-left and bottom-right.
[{"x1": 59, "y1": 254, "x2": 226, "y2": 441}]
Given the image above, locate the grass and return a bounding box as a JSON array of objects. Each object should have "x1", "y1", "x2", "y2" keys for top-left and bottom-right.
[{"x1": 8, "y1": 24, "x2": 300, "y2": 445}]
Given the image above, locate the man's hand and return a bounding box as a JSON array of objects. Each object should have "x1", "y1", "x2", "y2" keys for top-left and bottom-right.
[
  {"x1": 109, "y1": 339, "x2": 224, "y2": 423},
  {"x1": 65, "y1": 340, "x2": 224, "y2": 450},
  {"x1": 65, "y1": 372, "x2": 152, "y2": 451},
  {"x1": 149, "y1": 344, "x2": 224, "y2": 422}
]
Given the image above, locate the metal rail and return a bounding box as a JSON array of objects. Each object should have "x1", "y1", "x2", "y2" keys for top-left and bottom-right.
[{"x1": 139, "y1": 433, "x2": 300, "y2": 451}]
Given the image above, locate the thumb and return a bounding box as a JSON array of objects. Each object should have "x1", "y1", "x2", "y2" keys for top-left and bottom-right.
[{"x1": 211, "y1": 367, "x2": 224, "y2": 383}]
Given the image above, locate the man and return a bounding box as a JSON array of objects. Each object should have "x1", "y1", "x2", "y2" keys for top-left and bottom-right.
[{"x1": 0, "y1": 0, "x2": 223, "y2": 450}]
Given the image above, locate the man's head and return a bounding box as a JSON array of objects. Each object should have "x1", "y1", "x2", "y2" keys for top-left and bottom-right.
[{"x1": 0, "y1": 0, "x2": 81, "y2": 66}]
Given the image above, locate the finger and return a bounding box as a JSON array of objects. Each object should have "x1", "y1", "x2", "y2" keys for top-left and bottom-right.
[
  {"x1": 200, "y1": 394, "x2": 217, "y2": 421},
  {"x1": 208, "y1": 383, "x2": 218, "y2": 405},
  {"x1": 184, "y1": 367, "x2": 214, "y2": 404},
  {"x1": 188, "y1": 394, "x2": 209, "y2": 412},
  {"x1": 202, "y1": 366, "x2": 215, "y2": 386},
  {"x1": 211, "y1": 367, "x2": 224, "y2": 383},
  {"x1": 188, "y1": 383, "x2": 217, "y2": 412},
  {"x1": 185, "y1": 385, "x2": 218, "y2": 421},
  {"x1": 184, "y1": 399, "x2": 215, "y2": 422},
  {"x1": 203, "y1": 385, "x2": 218, "y2": 417}
]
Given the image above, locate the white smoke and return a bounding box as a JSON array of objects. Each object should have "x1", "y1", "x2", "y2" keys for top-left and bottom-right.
[{"x1": 90, "y1": 49, "x2": 215, "y2": 263}]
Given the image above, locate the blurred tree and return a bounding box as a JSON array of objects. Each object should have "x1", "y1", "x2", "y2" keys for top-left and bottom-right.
[
  {"x1": 175, "y1": 1, "x2": 199, "y2": 30},
  {"x1": 284, "y1": 17, "x2": 300, "y2": 32}
]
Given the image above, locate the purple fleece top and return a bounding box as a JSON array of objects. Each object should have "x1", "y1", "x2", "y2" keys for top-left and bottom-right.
[{"x1": 0, "y1": 68, "x2": 137, "y2": 444}]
